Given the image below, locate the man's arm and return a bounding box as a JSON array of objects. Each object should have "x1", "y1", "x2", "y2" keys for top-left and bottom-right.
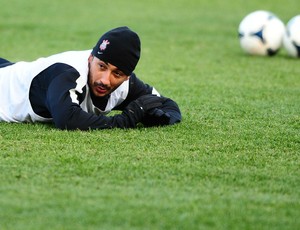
[
  {"x1": 115, "y1": 73, "x2": 182, "y2": 127},
  {"x1": 41, "y1": 66, "x2": 166, "y2": 130},
  {"x1": 31, "y1": 64, "x2": 180, "y2": 130},
  {"x1": 48, "y1": 84, "x2": 165, "y2": 130}
]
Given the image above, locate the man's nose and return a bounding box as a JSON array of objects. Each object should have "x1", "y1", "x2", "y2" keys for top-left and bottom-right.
[{"x1": 100, "y1": 70, "x2": 111, "y2": 85}]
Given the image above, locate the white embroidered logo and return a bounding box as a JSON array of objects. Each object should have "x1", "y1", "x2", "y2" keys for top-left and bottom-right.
[{"x1": 99, "y1": 40, "x2": 110, "y2": 50}]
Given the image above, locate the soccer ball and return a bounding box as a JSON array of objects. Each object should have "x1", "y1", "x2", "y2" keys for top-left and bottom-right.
[
  {"x1": 238, "y1": 10, "x2": 285, "y2": 56},
  {"x1": 283, "y1": 15, "x2": 300, "y2": 58}
]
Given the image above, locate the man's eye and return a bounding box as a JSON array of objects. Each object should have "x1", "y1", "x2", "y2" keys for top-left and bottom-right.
[
  {"x1": 114, "y1": 71, "x2": 123, "y2": 77},
  {"x1": 99, "y1": 64, "x2": 107, "y2": 70}
]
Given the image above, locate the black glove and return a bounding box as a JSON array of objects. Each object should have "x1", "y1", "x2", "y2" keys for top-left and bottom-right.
[
  {"x1": 123, "y1": 94, "x2": 166, "y2": 127},
  {"x1": 135, "y1": 94, "x2": 166, "y2": 112},
  {"x1": 147, "y1": 108, "x2": 171, "y2": 124},
  {"x1": 141, "y1": 97, "x2": 181, "y2": 127}
]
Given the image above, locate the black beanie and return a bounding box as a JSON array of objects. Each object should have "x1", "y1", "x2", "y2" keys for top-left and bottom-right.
[{"x1": 91, "y1": 26, "x2": 141, "y2": 76}]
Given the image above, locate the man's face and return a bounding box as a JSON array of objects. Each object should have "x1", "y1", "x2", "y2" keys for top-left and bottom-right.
[{"x1": 88, "y1": 55, "x2": 129, "y2": 97}]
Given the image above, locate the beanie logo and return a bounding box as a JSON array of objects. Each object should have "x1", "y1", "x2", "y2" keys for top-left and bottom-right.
[{"x1": 99, "y1": 40, "x2": 110, "y2": 51}]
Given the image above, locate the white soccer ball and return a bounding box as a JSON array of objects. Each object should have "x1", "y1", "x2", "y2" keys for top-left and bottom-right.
[
  {"x1": 238, "y1": 10, "x2": 285, "y2": 56},
  {"x1": 283, "y1": 15, "x2": 300, "y2": 58}
]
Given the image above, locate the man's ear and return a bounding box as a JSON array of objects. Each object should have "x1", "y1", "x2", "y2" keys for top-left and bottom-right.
[{"x1": 88, "y1": 54, "x2": 94, "y2": 63}]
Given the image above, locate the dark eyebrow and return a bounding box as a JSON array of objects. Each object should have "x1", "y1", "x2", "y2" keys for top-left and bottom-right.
[{"x1": 114, "y1": 69, "x2": 125, "y2": 75}]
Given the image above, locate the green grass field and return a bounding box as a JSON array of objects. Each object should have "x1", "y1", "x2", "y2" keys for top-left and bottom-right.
[{"x1": 1, "y1": 0, "x2": 299, "y2": 229}]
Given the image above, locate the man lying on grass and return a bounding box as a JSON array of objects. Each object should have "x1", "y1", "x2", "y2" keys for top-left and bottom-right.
[{"x1": 0, "y1": 26, "x2": 181, "y2": 130}]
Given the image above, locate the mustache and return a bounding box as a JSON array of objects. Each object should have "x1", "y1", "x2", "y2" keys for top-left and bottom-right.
[{"x1": 93, "y1": 82, "x2": 110, "y2": 90}]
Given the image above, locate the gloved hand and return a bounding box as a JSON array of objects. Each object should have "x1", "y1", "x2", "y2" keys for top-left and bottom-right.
[
  {"x1": 134, "y1": 94, "x2": 166, "y2": 112},
  {"x1": 141, "y1": 97, "x2": 182, "y2": 127},
  {"x1": 123, "y1": 94, "x2": 166, "y2": 127},
  {"x1": 147, "y1": 108, "x2": 171, "y2": 124}
]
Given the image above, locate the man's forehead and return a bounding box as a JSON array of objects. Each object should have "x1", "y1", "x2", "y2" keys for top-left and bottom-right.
[
  {"x1": 94, "y1": 57, "x2": 125, "y2": 73},
  {"x1": 94, "y1": 57, "x2": 117, "y2": 68}
]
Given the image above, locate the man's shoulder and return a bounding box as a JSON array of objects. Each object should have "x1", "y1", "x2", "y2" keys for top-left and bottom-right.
[
  {"x1": 38, "y1": 50, "x2": 91, "y2": 76},
  {"x1": 44, "y1": 50, "x2": 91, "y2": 63}
]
